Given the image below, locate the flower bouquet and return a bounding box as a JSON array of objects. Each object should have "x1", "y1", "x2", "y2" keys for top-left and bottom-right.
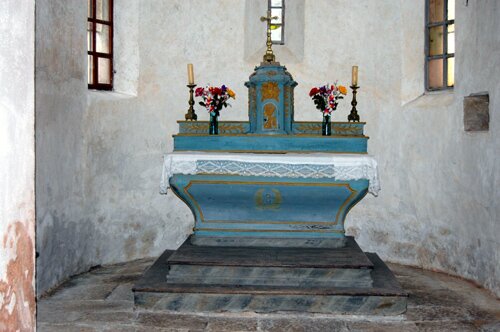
[
  {"x1": 309, "y1": 84, "x2": 347, "y2": 135},
  {"x1": 195, "y1": 85, "x2": 236, "y2": 135}
]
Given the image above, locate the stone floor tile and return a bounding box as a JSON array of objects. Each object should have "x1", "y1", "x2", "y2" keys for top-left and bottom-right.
[
  {"x1": 406, "y1": 288, "x2": 467, "y2": 307},
  {"x1": 38, "y1": 309, "x2": 135, "y2": 325},
  {"x1": 206, "y1": 317, "x2": 258, "y2": 331},
  {"x1": 101, "y1": 324, "x2": 187, "y2": 332},
  {"x1": 136, "y1": 312, "x2": 209, "y2": 330},
  {"x1": 105, "y1": 283, "x2": 135, "y2": 301},
  {"x1": 479, "y1": 321, "x2": 500, "y2": 332},
  {"x1": 346, "y1": 321, "x2": 419, "y2": 332},
  {"x1": 414, "y1": 321, "x2": 478, "y2": 331},
  {"x1": 37, "y1": 310, "x2": 84, "y2": 324},
  {"x1": 38, "y1": 299, "x2": 133, "y2": 315},
  {"x1": 79, "y1": 311, "x2": 137, "y2": 324},
  {"x1": 100, "y1": 325, "x2": 138, "y2": 332},
  {"x1": 37, "y1": 323, "x2": 99, "y2": 332},
  {"x1": 405, "y1": 305, "x2": 473, "y2": 322},
  {"x1": 87, "y1": 259, "x2": 153, "y2": 278},
  {"x1": 37, "y1": 260, "x2": 500, "y2": 331},
  {"x1": 387, "y1": 264, "x2": 417, "y2": 277},
  {"x1": 258, "y1": 318, "x2": 350, "y2": 332},
  {"x1": 48, "y1": 283, "x2": 119, "y2": 301}
]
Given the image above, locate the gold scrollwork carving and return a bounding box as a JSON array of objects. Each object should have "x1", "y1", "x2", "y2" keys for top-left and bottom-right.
[
  {"x1": 181, "y1": 122, "x2": 246, "y2": 134},
  {"x1": 261, "y1": 82, "x2": 280, "y2": 102},
  {"x1": 219, "y1": 124, "x2": 245, "y2": 134},
  {"x1": 284, "y1": 86, "x2": 291, "y2": 119},
  {"x1": 296, "y1": 123, "x2": 321, "y2": 133},
  {"x1": 249, "y1": 87, "x2": 257, "y2": 120},
  {"x1": 183, "y1": 123, "x2": 209, "y2": 133},
  {"x1": 332, "y1": 126, "x2": 362, "y2": 135},
  {"x1": 294, "y1": 123, "x2": 363, "y2": 135}
]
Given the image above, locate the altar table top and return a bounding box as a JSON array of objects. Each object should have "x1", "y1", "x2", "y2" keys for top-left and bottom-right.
[{"x1": 160, "y1": 151, "x2": 380, "y2": 196}]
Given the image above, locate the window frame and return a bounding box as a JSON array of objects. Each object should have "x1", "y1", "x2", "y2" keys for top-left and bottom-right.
[
  {"x1": 88, "y1": 0, "x2": 114, "y2": 90},
  {"x1": 425, "y1": 0, "x2": 455, "y2": 91},
  {"x1": 268, "y1": 0, "x2": 285, "y2": 45}
]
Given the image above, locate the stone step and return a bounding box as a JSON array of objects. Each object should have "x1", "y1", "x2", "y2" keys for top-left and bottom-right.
[
  {"x1": 166, "y1": 265, "x2": 373, "y2": 288},
  {"x1": 133, "y1": 251, "x2": 408, "y2": 315},
  {"x1": 190, "y1": 235, "x2": 347, "y2": 248},
  {"x1": 135, "y1": 292, "x2": 407, "y2": 315},
  {"x1": 167, "y1": 236, "x2": 373, "y2": 269}
]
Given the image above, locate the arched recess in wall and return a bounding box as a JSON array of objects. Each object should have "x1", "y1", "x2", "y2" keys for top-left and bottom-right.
[
  {"x1": 112, "y1": 0, "x2": 139, "y2": 95},
  {"x1": 400, "y1": 0, "x2": 426, "y2": 105},
  {"x1": 244, "y1": 0, "x2": 305, "y2": 64}
]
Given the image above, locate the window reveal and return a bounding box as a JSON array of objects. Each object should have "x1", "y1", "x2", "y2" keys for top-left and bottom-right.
[
  {"x1": 269, "y1": 0, "x2": 285, "y2": 45},
  {"x1": 426, "y1": 0, "x2": 455, "y2": 90},
  {"x1": 88, "y1": 0, "x2": 113, "y2": 90}
]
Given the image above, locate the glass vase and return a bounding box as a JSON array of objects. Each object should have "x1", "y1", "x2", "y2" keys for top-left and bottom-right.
[
  {"x1": 209, "y1": 113, "x2": 219, "y2": 135},
  {"x1": 322, "y1": 114, "x2": 332, "y2": 136}
]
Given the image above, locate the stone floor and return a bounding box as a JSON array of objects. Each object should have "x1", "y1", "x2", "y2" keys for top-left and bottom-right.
[{"x1": 38, "y1": 256, "x2": 500, "y2": 332}]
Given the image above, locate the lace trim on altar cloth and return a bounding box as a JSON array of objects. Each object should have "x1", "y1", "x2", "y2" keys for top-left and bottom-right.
[{"x1": 160, "y1": 154, "x2": 380, "y2": 196}]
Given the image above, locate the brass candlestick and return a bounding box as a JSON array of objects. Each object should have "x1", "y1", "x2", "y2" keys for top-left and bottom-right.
[
  {"x1": 348, "y1": 85, "x2": 360, "y2": 122},
  {"x1": 184, "y1": 84, "x2": 197, "y2": 121}
]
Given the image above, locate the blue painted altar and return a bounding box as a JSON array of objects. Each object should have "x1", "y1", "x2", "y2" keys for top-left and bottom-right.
[
  {"x1": 134, "y1": 16, "x2": 406, "y2": 315},
  {"x1": 166, "y1": 60, "x2": 374, "y2": 242}
]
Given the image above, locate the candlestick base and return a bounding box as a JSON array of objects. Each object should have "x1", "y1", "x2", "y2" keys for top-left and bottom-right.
[{"x1": 348, "y1": 111, "x2": 360, "y2": 122}]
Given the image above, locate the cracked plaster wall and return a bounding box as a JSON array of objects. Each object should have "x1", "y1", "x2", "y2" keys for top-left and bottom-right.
[
  {"x1": 36, "y1": 0, "x2": 499, "y2": 297},
  {"x1": 0, "y1": 0, "x2": 36, "y2": 329}
]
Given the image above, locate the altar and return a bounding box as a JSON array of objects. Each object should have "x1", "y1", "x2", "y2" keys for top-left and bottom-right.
[
  {"x1": 160, "y1": 152, "x2": 379, "y2": 243},
  {"x1": 133, "y1": 12, "x2": 407, "y2": 315}
]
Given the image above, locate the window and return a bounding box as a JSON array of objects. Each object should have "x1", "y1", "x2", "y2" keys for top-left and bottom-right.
[
  {"x1": 426, "y1": 0, "x2": 455, "y2": 90},
  {"x1": 88, "y1": 0, "x2": 113, "y2": 90},
  {"x1": 269, "y1": 0, "x2": 285, "y2": 45}
]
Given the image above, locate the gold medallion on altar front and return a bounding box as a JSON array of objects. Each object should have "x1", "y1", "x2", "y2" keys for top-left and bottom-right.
[{"x1": 255, "y1": 188, "x2": 282, "y2": 210}]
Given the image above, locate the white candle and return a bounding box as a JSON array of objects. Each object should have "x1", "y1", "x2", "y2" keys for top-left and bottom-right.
[
  {"x1": 352, "y1": 66, "x2": 358, "y2": 86},
  {"x1": 187, "y1": 64, "x2": 194, "y2": 84}
]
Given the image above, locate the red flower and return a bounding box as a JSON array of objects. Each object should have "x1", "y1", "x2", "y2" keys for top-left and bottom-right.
[
  {"x1": 209, "y1": 87, "x2": 221, "y2": 95},
  {"x1": 195, "y1": 87, "x2": 204, "y2": 97},
  {"x1": 309, "y1": 87, "x2": 319, "y2": 97}
]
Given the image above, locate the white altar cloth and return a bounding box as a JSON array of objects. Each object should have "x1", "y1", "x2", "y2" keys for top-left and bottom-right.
[{"x1": 160, "y1": 152, "x2": 380, "y2": 196}]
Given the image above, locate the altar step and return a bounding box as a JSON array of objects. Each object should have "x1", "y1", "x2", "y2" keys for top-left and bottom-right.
[
  {"x1": 166, "y1": 265, "x2": 373, "y2": 288},
  {"x1": 133, "y1": 237, "x2": 408, "y2": 315},
  {"x1": 168, "y1": 236, "x2": 373, "y2": 269},
  {"x1": 164, "y1": 237, "x2": 372, "y2": 288}
]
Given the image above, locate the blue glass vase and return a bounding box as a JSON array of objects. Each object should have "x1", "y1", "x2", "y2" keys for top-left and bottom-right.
[{"x1": 209, "y1": 113, "x2": 219, "y2": 135}]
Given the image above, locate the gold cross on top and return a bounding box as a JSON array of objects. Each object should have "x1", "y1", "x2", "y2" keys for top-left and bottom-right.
[{"x1": 260, "y1": 10, "x2": 278, "y2": 63}]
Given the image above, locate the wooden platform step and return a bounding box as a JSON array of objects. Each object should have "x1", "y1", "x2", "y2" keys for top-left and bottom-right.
[
  {"x1": 167, "y1": 236, "x2": 373, "y2": 269},
  {"x1": 166, "y1": 265, "x2": 373, "y2": 288}
]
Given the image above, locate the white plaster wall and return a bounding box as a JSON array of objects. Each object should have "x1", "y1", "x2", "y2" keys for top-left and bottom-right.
[
  {"x1": 35, "y1": 0, "x2": 94, "y2": 295},
  {"x1": 0, "y1": 0, "x2": 36, "y2": 328},
  {"x1": 36, "y1": 0, "x2": 500, "y2": 297},
  {"x1": 347, "y1": 0, "x2": 500, "y2": 297},
  {"x1": 113, "y1": 0, "x2": 139, "y2": 95}
]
